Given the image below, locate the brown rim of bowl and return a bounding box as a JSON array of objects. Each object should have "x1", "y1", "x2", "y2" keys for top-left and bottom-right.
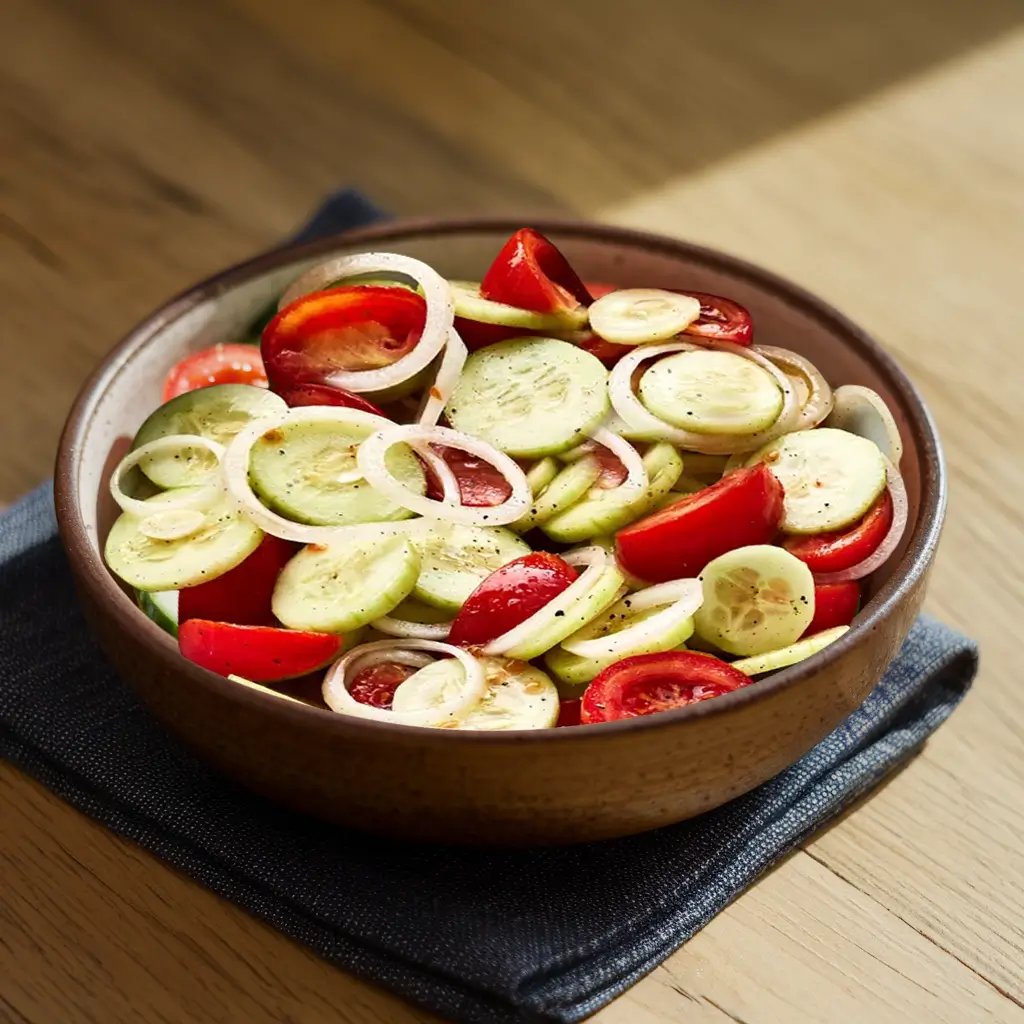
[{"x1": 55, "y1": 216, "x2": 946, "y2": 745}]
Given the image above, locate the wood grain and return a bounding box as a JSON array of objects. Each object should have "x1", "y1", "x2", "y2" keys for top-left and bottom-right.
[{"x1": 1, "y1": 0, "x2": 1023, "y2": 1021}]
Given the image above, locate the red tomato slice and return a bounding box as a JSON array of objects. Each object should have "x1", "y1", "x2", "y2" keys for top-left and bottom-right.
[
  {"x1": 261, "y1": 286, "x2": 426, "y2": 390},
  {"x1": 581, "y1": 651, "x2": 751, "y2": 723},
  {"x1": 448, "y1": 553, "x2": 577, "y2": 648},
  {"x1": 583, "y1": 282, "x2": 619, "y2": 299},
  {"x1": 783, "y1": 490, "x2": 894, "y2": 574},
  {"x1": 570, "y1": 439, "x2": 628, "y2": 489},
  {"x1": 616, "y1": 463, "x2": 784, "y2": 582},
  {"x1": 480, "y1": 228, "x2": 592, "y2": 315},
  {"x1": 162, "y1": 344, "x2": 268, "y2": 402},
  {"x1": 422, "y1": 444, "x2": 513, "y2": 507},
  {"x1": 683, "y1": 292, "x2": 754, "y2": 346},
  {"x1": 348, "y1": 662, "x2": 416, "y2": 710},
  {"x1": 178, "y1": 535, "x2": 298, "y2": 627},
  {"x1": 178, "y1": 620, "x2": 342, "y2": 682},
  {"x1": 804, "y1": 582, "x2": 861, "y2": 636},
  {"x1": 556, "y1": 698, "x2": 582, "y2": 727},
  {"x1": 273, "y1": 380, "x2": 387, "y2": 416},
  {"x1": 575, "y1": 331, "x2": 632, "y2": 367},
  {"x1": 453, "y1": 317, "x2": 532, "y2": 352}
]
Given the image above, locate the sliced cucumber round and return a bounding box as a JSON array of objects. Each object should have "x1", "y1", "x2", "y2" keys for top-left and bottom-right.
[
  {"x1": 248, "y1": 417, "x2": 425, "y2": 526},
  {"x1": 449, "y1": 280, "x2": 586, "y2": 330},
  {"x1": 525, "y1": 456, "x2": 560, "y2": 496},
  {"x1": 730, "y1": 625, "x2": 850, "y2": 676},
  {"x1": 137, "y1": 589, "x2": 179, "y2": 637},
  {"x1": 456, "y1": 657, "x2": 559, "y2": 730},
  {"x1": 272, "y1": 533, "x2": 420, "y2": 634},
  {"x1": 693, "y1": 544, "x2": 815, "y2": 656},
  {"x1": 411, "y1": 524, "x2": 530, "y2": 612},
  {"x1": 390, "y1": 658, "x2": 469, "y2": 716},
  {"x1": 639, "y1": 349, "x2": 783, "y2": 435},
  {"x1": 588, "y1": 288, "x2": 700, "y2": 345},
  {"x1": 748, "y1": 427, "x2": 887, "y2": 534},
  {"x1": 106, "y1": 490, "x2": 263, "y2": 592},
  {"x1": 511, "y1": 456, "x2": 601, "y2": 534},
  {"x1": 446, "y1": 338, "x2": 609, "y2": 458},
  {"x1": 133, "y1": 384, "x2": 286, "y2": 489},
  {"x1": 540, "y1": 443, "x2": 683, "y2": 544}
]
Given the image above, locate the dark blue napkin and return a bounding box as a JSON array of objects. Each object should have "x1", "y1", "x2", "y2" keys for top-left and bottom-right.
[{"x1": 0, "y1": 194, "x2": 977, "y2": 1023}]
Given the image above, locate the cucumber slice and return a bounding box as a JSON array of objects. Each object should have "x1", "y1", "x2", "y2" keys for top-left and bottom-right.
[
  {"x1": 457, "y1": 657, "x2": 559, "y2": 730},
  {"x1": 248, "y1": 417, "x2": 425, "y2": 526},
  {"x1": 730, "y1": 625, "x2": 850, "y2": 676},
  {"x1": 384, "y1": 597, "x2": 455, "y2": 625},
  {"x1": 540, "y1": 443, "x2": 683, "y2": 544},
  {"x1": 525, "y1": 456, "x2": 560, "y2": 495},
  {"x1": 639, "y1": 349, "x2": 783, "y2": 435},
  {"x1": 105, "y1": 491, "x2": 263, "y2": 592},
  {"x1": 502, "y1": 564, "x2": 626, "y2": 661},
  {"x1": 588, "y1": 288, "x2": 701, "y2": 345},
  {"x1": 693, "y1": 544, "x2": 815, "y2": 656},
  {"x1": 272, "y1": 533, "x2": 420, "y2": 633},
  {"x1": 446, "y1": 338, "x2": 609, "y2": 458},
  {"x1": 390, "y1": 658, "x2": 469, "y2": 716},
  {"x1": 133, "y1": 384, "x2": 287, "y2": 489},
  {"x1": 411, "y1": 524, "x2": 530, "y2": 612},
  {"x1": 137, "y1": 589, "x2": 179, "y2": 637},
  {"x1": 449, "y1": 281, "x2": 586, "y2": 331},
  {"x1": 511, "y1": 457, "x2": 601, "y2": 534},
  {"x1": 748, "y1": 427, "x2": 887, "y2": 534}
]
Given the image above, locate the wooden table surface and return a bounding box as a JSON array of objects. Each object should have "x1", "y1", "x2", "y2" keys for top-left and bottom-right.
[{"x1": 2, "y1": 1, "x2": 1023, "y2": 1021}]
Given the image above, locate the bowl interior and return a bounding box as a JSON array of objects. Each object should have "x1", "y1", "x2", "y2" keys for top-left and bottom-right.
[{"x1": 69, "y1": 221, "x2": 928, "y2": 635}]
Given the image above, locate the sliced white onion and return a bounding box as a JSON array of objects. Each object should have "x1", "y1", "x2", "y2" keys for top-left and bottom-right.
[
  {"x1": 370, "y1": 613, "x2": 453, "y2": 641},
  {"x1": 221, "y1": 405, "x2": 409, "y2": 544},
  {"x1": 561, "y1": 578, "x2": 703, "y2": 659},
  {"x1": 825, "y1": 384, "x2": 904, "y2": 465},
  {"x1": 110, "y1": 434, "x2": 225, "y2": 519},
  {"x1": 588, "y1": 427, "x2": 648, "y2": 498},
  {"x1": 321, "y1": 639, "x2": 485, "y2": 727},
  {"x1": 483, "y1": 546, "x2": 608, "y2": 657},
  {"x1": 418, "y1": 327, "x2": 468, "y2": 427},
  {"x1": 755, "y1": 345, "x2": 833, "y2": 431},
  {"x1": 357, "y1": 424, "x2": 531, "y2": 527},
  {"x1": 609, "y1": 341, "x2": 800, "y2": 454},
  {"x1": 277, "y1": 252, "x2": 454, "y2": 396},
  {"x1": 811, "y1": 458, "x2": 909, "y2": 584},
  {"x1": 413, "y1": 444, "x2": 460, "y2": 505}
]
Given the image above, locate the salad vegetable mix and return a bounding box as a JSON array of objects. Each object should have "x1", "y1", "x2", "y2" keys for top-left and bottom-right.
[{"x1": 108, "y1": 228, "x2": 908, "y2": 730}]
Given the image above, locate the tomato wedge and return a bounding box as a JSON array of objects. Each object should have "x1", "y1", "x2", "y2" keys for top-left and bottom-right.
[
  {"x1": 804, "y1": 581, "x2": 861, "y2": 636},
  {"x1": 178, "y1": 535, "x2": 298, "y2": 627},
  {"x1": 162, "y1": 344, "x2": 268, "y2": 402},
  {"x1": 783, "y1": 490, "x2": 893, "y2": 574},
  {"x1": 682, "y1": 292, "x2": 754, "y2": 346},
  {"x1": 423, "y1": 444, "x2": 513, "y2": 507},
  {"x1": 556, "y1": 698, "x2": 582, "y2": 727},
  {"x1": 178, "y1": 620, "x2": 342, "y2": 682},
  {"x1": 274, "y1": 380, "x2": 387, "y2": 416},
  {"x1": 261, "y1": 286, "x2": 426, "y2": 390},
  {"x1": 448, "y1": 552, "x2": 577, "y2": 648},
  {"x1": 480, "y1": 228, "x2": 592, "y2": 315},
  {"x1": 348, "y1": 662, "x2": 416, "y2": 710},
  {"x1": 570, "y1": 439, "x2": 628, "y2": 489},
  {"x1": 453, "y1": 317, "x2": 529, "y2": 352},
  {"x1": 581, "y1": 651, "x2": 751, "y2": 723},
  {"x1": 616, "y1": 463, "x2": 784, "y2": 582}
]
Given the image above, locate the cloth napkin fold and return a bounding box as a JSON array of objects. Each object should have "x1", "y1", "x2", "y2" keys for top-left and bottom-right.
[{"x1": 0, "y1": 193, "x2": 978, "y2": 1024}]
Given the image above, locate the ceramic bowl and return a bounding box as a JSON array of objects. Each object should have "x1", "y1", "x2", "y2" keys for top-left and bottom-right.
[{"x1": 55, "y1": 218, "x2": 944, "y2": 844}]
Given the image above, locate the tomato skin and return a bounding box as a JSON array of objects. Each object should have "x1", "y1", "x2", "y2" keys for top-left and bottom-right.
[
  {"x1": 804, "y1": 582, "x2": 860, "y2": 636},
  {"x1": 261, "y1": 286, "x2": 425, "y2": 390},
  {"x1": 683, "y1": 292, "x2": 753, "y2": 346},
  {"x1": 273, "y1": 380, "x2": 387, "y2": 416},
  {"x1": 162, "y1": 344, "x2": 268, "y2": 402},
  {"x1": 453, "y1": 317, "x2": 529, "y2": 352},
  {"x1": 178, "y1": 620, "x2": 342, "y2": 682},
  {"x1": 423, "y1": 444, "x2": 512, "y2": 508},
  {"x1": 348, "y1": 662, "x2": 416, "y2": 710},
  {"x1": 448, "y1": 553, "x2": 578, "y2": 648},
  {"x1": 783, "y1": 490, "x2": 893, "y2": 574},
  {"x1": 480, "y1": 228, "x2": 592, "y2": 314},
  {"x1": 581, "y1": 651, "x2": 750, "y2": 723},
  {"x1": 616, "y1": 463, "x2": 785, "y2": 582},
  {"x1": 178, "y1": 535, "x2": 299, "y2": 627},
  {"x1": 570, "y1": 439, "x2": 628, "y2": 489},
  {"x1": 556, "y1": 699, "x2": 582, "y2": 727}
]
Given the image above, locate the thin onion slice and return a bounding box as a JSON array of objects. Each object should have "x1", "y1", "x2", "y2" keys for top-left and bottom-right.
[
  {"x1": 483, "y1": 546, "x2": 609, "y2": 657},
  {"x1": 418, "y1": 327, "x2": 468, "y2": 427},
  {"x1": 222, "y1": 406, "x2": 413, "y2": 544},
  {"x1": 277, "y1": 252, "x2": 454, "y2": 396},
  {"x1": 587, "y1": 427, "x2": 647, "y2": 499},
  {"x1": 825, "y1": 384, "x2": 904, "y2": 465},
  {"x1": 755, "y1": 345, "x2": 833, "y2": 431},
  {"x1": 811, "y1": 458, "x2": 909, "y2": 584},
  {"x1": 561, "y1": 578, "x2": 702, "y2": 659},
  {"x1": 609, "y1": 341, "x2": 800, "y2": 454},
  {"x1": 110, "y1": 434, "x2": 225, "y2": 519},
  {"x1": 414, "y1": 444, "x2": 460, "y2": 505},
  {"x1": 357, "y1": 424, "x2": 531, "y2": 527},
  {"x1": 322, "y1": 639, "x2": 485, "y2": 727}
]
